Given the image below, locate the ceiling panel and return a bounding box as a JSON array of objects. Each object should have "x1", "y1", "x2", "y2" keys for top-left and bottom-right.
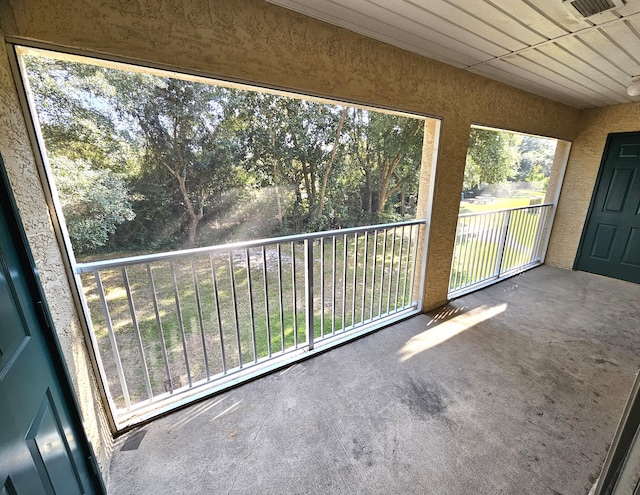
[
  {"x1": 487, "y1": 0, "x2": 571, "y2": 38},
  {"x1": 444, "y1": 0, "x2": 549, "y2": 45},
  {"x1": 469, "y1": 62, "x2": 590, "y2": 107},
  {"x1": 515, "y1": 0, "x2": 593, "y2": 32},
  {"x1": 502, "y1": 54, "x2": 607, "y2": 106},
  {"x1": 392, "y1": 0, "x2": 527, "y2": 52},
  {"x1": 368, "y1": 0, "x2": 510, "y2": 56},
  {"x1": 579, "y1": 28, "x2": 640, "y2": 76},
  {"x1": 340, "y1": 0, "x2": 497, "y2": 61},
  {"x1": 555, "y1": 36, "x2": 632, "y2": 85},
  {"x1": 536, "y1": 43, "x2": 630, "y2": 103},
  {"x1": 267, "y1": 0, "x2": 640, "y2": 108}
]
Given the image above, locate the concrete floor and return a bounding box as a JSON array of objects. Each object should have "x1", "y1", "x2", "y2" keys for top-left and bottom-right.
[{"x1": 108, "y1": 266, "x2": 640, "y2": 494}]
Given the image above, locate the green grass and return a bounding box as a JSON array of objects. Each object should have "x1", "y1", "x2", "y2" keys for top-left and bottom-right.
[
  {"x1": 82, "y1": 228, "x2": 422, "y2": 408},
  {"x1": 459, "y1": 188, "x2": 546, "y2": 214},
  {"x1": 450, "y1": 208, "x2": 544, "y2": 291}
]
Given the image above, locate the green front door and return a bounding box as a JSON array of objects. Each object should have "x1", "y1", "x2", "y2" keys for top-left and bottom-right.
[
  {"x1": 576, "y1": 132, "x2": 640, "y2": 284},
  {"x1": 0, "y1": 159, "x2": 104, "y2": 494}
]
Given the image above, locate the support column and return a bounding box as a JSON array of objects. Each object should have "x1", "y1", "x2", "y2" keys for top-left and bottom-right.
[{"x1": 417, "y1": 116, "x2": 471, "y2": 311}]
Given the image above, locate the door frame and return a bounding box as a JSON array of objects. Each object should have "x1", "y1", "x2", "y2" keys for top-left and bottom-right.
[
  {"x1": 574, "y1": 130, "x2": 640, "y2": 272},
  {"x1": 6, "y1": 39, "x2": 118, "y2": 433},
  {"x1": 0, "y1": 160, "x2": 106, "y2": 494}
]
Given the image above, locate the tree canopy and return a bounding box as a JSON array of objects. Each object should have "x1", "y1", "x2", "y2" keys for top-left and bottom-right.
[
  {"x1": 463, "y1": 127, "x2": 556, "y2": 194},
  {"x1": 22, "y1": 52, "x2": 426, "y2": 258}
]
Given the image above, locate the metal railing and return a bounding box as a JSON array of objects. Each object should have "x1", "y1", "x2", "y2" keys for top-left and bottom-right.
[
  {"x1": 448, "y1": 204, "x2": 553, "y2": 297},
  {"x1": 75, "y1": 220, "x2": 425, "y2": 426}
]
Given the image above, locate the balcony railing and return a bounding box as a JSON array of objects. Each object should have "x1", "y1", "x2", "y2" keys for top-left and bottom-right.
[
  {"x1": 448, "y1": 204, "x2": 553, "y2": 297},
  {"x1": 75, "y1": 220, "x2": 425, "y2": 427}
]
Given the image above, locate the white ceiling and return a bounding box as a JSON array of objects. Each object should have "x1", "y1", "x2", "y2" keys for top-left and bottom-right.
[{"x1": 266, "y1": 0, "x2": 640, "y2": 109}]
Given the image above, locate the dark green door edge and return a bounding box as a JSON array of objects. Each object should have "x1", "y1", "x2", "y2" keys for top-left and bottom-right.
[{"x1": 0, "y1": 154, "x2": 106, "y2": 494}]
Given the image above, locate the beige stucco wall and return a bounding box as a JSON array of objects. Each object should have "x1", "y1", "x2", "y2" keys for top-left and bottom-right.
[
  {"x1": 546, "y1": 102, "x2": 640, "y2": 269},
  {"x1": 0, "y1": 33, "x2": 114, "y2": 479},
  {"x1": 0, "y1": 0, "x2": 592, "y2": 475},
  {"x1": 0, "y1": 0, "x2": 582, "y2": 312}
]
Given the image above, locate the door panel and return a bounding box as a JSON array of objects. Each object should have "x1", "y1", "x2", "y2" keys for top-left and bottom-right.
[
  {"x1": 0, "y1": 158, "x2": 103, "y2": 494},
  {"x1": 576, "y1": 132, "x2": 640, "y2": 283}
]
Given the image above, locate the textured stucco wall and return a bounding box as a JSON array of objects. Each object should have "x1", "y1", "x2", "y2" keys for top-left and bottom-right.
[
  {"x1": 546, "y1": 102, "x2": 640, "y2": 269},
  {"x1": 0, "y1": 33, "x2": 113, "y2": 479},
  {"x1": 0, "y1": 0, "x2": 582, "y2": 310},
  {"x1": 0, "y1": 0, "x2": 588, "y2": 469}
]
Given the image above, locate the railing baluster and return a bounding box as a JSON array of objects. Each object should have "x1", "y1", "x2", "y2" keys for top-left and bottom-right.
[
  {"x1": 478, "y1": 213, "x2": 491, "y2": 281},
  {"x1": 190, "y1": 258, "x2": 210, "y2": 380},
  {"x1": 526, "y1": 208, "x2": 539, "y2": 263},
  {"x1": 146, "y1": 264, "x2": 172, "y2": 393},
  {"x1": 494, "y1": 211, "x2": 511, "y2": 277},
  {"x1": 448, "y1": 221, "x2": 460, "y2": 291},
  {"x1": 332, "y1": 235, "x2": 337, "y2": 336},
  {"x1": 386, "y1": 227, "x2": 396, "y2": 314},
  {"x1": 95, "y1": 270, "x2": 131, "y2": 408},
  {"x1": 209, "y1": 254, "x2": 227, "y2": 374},
  {"x1": 291, "y1": 242, "x2": 298, "y2": 347},
  {"x1": 341, "y1": 233, "x2": 348, "y2": 331},
  {"x1": 462, "y1": 217, "x2": 475, "y2": 288},
  {"x1": 394, "y1": 225, "x2": 405, "y2": 310},
  {"x1": 227, "y1": 252, "x2": 242, "y2": 368},
  {"x1": 378, "y1": 228, "x2": 388, "y2": 318},
  {"x1": 262, "y1": 246, "x2": 272, "y2": 358},
  {"x1": 351, "y1": 233, "x2": 358, "y2": 328},
  {"x1": 320, "y1": 237, "x2": 325, "y2": 338},
  {"x1": 370, "y1": 229, "x2": 378, "y2": 320},
  {"x1": 402, "y1": 225, "x2": 412, "y2": 307},
  {"x1": 490, "y1": 213, "x2": 501, "y2": 278},
  {"x1": 170, "y1": 261, "x2": 192, "y2": 387},
  {"x1": 277, "y1": 244, "x2": 285, "y2": 352},
  {"x1": 504, "y1": 209, "x2": 518, "y2": 270},
  {"x1": 470, "y1": 215, "x2": 482, "y2": 285},
  {"x1": 245, "y1": 249, "x2": 257, "y2": 363},
  {"x1": 121, "y1": 266, "x2": 153, "y2": 400},
  {"x1": 408, "y1": 224, "x2": 420, "y2": 305},
  {"x1": 360, "y1": 231, "x2": 369, "y2": 324},
  {"x1": 304, "y1": 239, "x2": 314, "y2": 350},
  {"x1": 457, "y1": 218, "x2": 469, "y2": 289}
]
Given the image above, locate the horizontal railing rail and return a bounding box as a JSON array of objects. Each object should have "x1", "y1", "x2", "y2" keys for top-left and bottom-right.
[
  {"x1": 448, "y1": 204, "x2": 553, "y2": 297},
  {"x1": 75, "y1": 220, "x2": 425, "y2": 427}
]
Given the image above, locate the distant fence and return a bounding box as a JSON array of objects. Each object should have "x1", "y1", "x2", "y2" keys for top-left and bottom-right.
[{"x1": 448, "y1": 204, "x2": 553, "y2": 297}]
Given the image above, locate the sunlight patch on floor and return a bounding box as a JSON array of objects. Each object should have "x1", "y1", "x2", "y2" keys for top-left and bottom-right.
[{"x1": 398, "y1": 303, "x2": 507, "y2": 362}]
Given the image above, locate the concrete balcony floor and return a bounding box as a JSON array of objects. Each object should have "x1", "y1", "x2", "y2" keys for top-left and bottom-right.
[{"x1": 108, "y1": 266, "x2": 640, "y2": 494}]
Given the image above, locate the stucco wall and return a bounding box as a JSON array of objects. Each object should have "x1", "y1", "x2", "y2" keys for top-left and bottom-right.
[
  {"x1": 0, "y1": 0, "x2": 590, "y2": 474},
  {"x1": 0, "y1": 0, "x2": 582, "y2": 311},
  {"x1": 0, "y1": 33, "x2": 114, "y2": 479},
  {"x1": 546, "y1": 102, "x2": 640, "y2": 269}
]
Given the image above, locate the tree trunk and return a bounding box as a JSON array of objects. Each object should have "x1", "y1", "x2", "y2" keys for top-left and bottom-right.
[
  {"x1": 272, "y1": 131, "x2": 283, "y2": 229},
  {"x1": 317, "y1": 107, "x2": 348, "y2": 220},
  {"x1": 274, "y1": 161, "x2": 283, "y2": 229}
]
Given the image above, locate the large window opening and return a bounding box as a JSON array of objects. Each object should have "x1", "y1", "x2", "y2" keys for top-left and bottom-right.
[
  {"x1": 449, "y1": 125, "x2": 565, "y2": 297},
  {"x1": 20, "y1": 47, "x2": 427, "y2": 261},
  {"x1": 18, "y1": 46, "x2": 435, "y2": 427},
  {"x1": 461, "y1": 126, "x2": 558, "y2": 213}
]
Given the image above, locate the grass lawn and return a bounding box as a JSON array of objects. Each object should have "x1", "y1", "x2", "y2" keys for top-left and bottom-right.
[
  {"x1": 450, "y1": 202, "x2": 548, "y2": 291},
  {"x1": 81, "y1": 225, "x2": 422, "y2": 408}
]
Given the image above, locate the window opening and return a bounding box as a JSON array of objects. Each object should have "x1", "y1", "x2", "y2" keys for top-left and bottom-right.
[{"x1": 18, "y1": 46, "x2": 435, "y2": 427}]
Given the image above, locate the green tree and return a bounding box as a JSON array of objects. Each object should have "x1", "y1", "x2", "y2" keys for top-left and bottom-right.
[
  {"x1": 464, "y1": 128, "x2": 521, "y2": 190},
  {"x1": 51, "y1": 156, "x2": 135, "y2": 253},
  {"x1": 347, "y1": 109, "x2": 424, "y2": 220},
  {"x1": 515, "y1": 136, "x2": 556, "y2": 182},
  {"x1": 127, "y1": 78, "x2": 244, "y2": 246}
]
